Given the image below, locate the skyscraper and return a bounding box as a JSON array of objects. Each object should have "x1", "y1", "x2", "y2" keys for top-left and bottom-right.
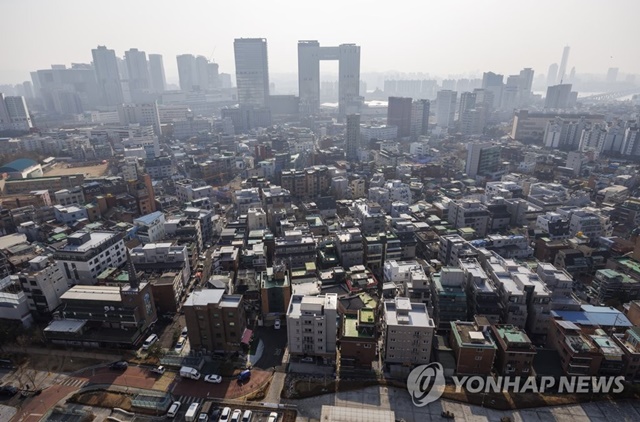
[
  {"x1": 177, "y1": 54, "x2": 197, "y2": 92},
  {"x1": 387, "y1": 96, "x2": 413, "y2": 138},
  {"x1": 298, "y1": 41, "x2": 361, "y2": 116},
  {"x1": 92, "y1": 46, "x2": 124, "y2": 106},
  {"x1": 606, "y1": 68, "x2": 619, "y2": 84},
  {"x1": 458, "y1": 92, "x2": 477, "y2": 117},
  {"x1": 547, "y1": 63, "x2": 558, "y2": 87},
  {"x1": 481, "y1": 72, "x2": 503, "y2": 109},
  {"x1": 410, "y1": 99, "x2": 430, "y2": 139},
  {"x1": 125, "y1": 48, "x2": 151, "y2": 101},
  {"x1": 148, "y1": 54, "x2": 166, "y2": 93},
  {"x1": 0, "y1": 94, "x2": 33, "y2": 131},
  {"x1": 234, "y1": 38, "x2": 270, "y2": 107},
  {"x1": 346, "y1": 114, "x2": 361, "y2": 161},
  {"x1": 545, "y1": 84, "x2": 573, "y2": 109},
  {"x1": 557, "y1": 46, "x2": 570, "y2": 84},
  {"x1": 435, "y1": 90, "x2": 457, "y2": 128}
]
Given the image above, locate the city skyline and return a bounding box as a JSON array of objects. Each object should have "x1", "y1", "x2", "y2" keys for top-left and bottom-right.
[{"x1": 1, "y1": 0, "x2": 639, "y2": 85}]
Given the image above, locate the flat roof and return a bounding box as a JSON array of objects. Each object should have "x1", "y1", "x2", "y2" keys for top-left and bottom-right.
[
  {"x1": 320, "y1": 405, "x2": 395, "y2": 422},
  {"x1": 61, "y1": 285, "x2": 123, "y2": 302},
  {"x1": 44, "y1": 319, "x2": 87, "y2": 333},
  {"x1": 59, "y1": 231, "x2": 118, "y2": 253},
  {"x1": 184, "y1": 289, "x2": 224, "y2": 307}
]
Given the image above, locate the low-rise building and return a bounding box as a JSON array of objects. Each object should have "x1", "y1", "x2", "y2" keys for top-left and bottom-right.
[
  {"x1": 17, "y1": 256, "x2": 69, "y2": 318},
  {"x1": 546, "y1": 319, "x2": 603, "y2": 376},
  {"x1": 491, "y1": 324, "x2": 536, "y2": 376},
  {"x1": 183, "y1": 290, "x2": 246, "y2": 353},
  {"x1": 382, "y1": 296, "x2": 435, "y2": 370},
  {"x1": 450, "y1": 318, "x2": 497, "y2": 376},
  {"x1": 286, "y1": 293, "x2": 338, "y2": 361},
  {"x1": 44, "y1": 280, "x2": 157, "y2": 349},
  {"x1": 340, "y1": 308, "x2": 377, "y2": 368}
]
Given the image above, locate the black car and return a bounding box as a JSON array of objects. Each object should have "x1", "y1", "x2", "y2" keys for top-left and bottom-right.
[
  {"x1": 109, "y1": 361, "x2": 129, "y2": 370},
  {"x1": 211, "y1": 407, "x2": 222, "y2": 420},
  {"x1": 0, "y1": 385, "x2": 18, "y2": 396}
]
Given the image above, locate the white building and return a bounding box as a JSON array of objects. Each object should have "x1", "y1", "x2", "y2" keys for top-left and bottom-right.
[
  {"x1": 17, "y1": 256, "x2": 69, "y2": 316},
  {"x1": 0, "y1": 94, "x2": 33, "y2": 131},
  {"x1": 118, "y1": 102, "x2": 161, "y2": 135},
  {"x1": 133, "y1": 211, "x2": 166, "y2": 244},
  {"x1": 53, "y1": 231, "x2": 127, "y2": 285},
  {"x1": 435, "y1": 90, "x2": 457, "y2": 128},
  {"x1": 360, "y1": 124, "x2": 398, "y2": 142},
  {"x1": 54, "y1": 204, "x2": 89, "y2": 225},
  {"x1": 233, "y1": 188, "x2": 262, "y2": 215},
  {"x1": 176, "y1": 180, "x2": 215, "y2": 204},
  {"x1": 383, "y1": 296, "x2": 435, "y2": 366},
  {"x1": 286, "y1": 293, "x2": 338, "y2": 360},
  {"x1": 54, "y1": 187, "x2": 85, "y2": 206},
  {"x1": 247, "y1": 208, "x2": 267, "y2": 231},
  {"x1": 129, "y1": 242, "x2": 191, "y2": 284},
  {"x1": 0, "y1": 276, "x2": 33, "y2": 327}
]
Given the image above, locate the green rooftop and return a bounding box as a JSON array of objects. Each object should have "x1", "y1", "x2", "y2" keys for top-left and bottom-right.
[
  {"x1": 495, "y1": 325, "x2": 532, "y2": 346},
  {"x1": 616, "y1": 258, "x2": 640, "y2": 276},
  {"x1": 343, "y1": 311, "x2": 376, "y2": 339}
]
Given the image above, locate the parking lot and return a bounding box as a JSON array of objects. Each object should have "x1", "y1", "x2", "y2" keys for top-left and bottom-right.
[{"x1": 170, "y1": 400, "x2": 287, "y2": 422}]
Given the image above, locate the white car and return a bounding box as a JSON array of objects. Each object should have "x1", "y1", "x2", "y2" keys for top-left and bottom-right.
[
  {"x1": 218, "y1": 407, "x2": 232, "y2": 422},
  {"x1": 181, "y1": 327, "x2": 188, "y2": 337},
  {"x1": 150, "y1": 365, "x2": 165, "y2": 375},
  {"x1": 204, "y1": 374, "x2": 222, "y2": 384},
  {"x1": 230, "y1": 409, "x2": 242, "y2": 422},
  {"x1": 267, "y1": 412, "x2": 278, "y2": 422},
  {"x1": 274, "y1": 319, "x2": 281, "y2": 330},
  {"x1": 174, "y1": 338, "x2": 186, "y2": 352}
]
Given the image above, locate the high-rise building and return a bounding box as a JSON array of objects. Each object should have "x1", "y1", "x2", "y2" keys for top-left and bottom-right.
[
  {"x1": 297, "y1": 40, "x2": 361, "y2": 116},
  {"x1": 545, "y1": 84, "x2": 573, "y2": 109},
  {"x1": 387, "y1": 96, "x2": 412, "y2": 138},
  {"x1": 466, "y1": 142, "x2": 501, "y2": 178},
  {"x1": 177, "y1": 54, "x2": 196, "y2": 92},
  {"x1": 0, "y1": 94, "x2": 33, "y2": 131},
  {"x1": 148, "y1": 54, "x2": 166, "y2": 93},
  {"x1": 557, "y1": 46, "x2": 571, "y2": 84},
  {"x1": 92, "y1": 46, "x2": 124, "y2": 106},
  {"x1": 458, "y1": 92, "x2": 477, "y2": 117},
  {"x1": 346, "y1": 113, "x2": 361, "y2": 160},
  {"x1": 125, "y1": 48, "x2": 151, "y2": 101},
  {"x1": 547, "y1": 63, "x2": 558, "y2": 87},
  {"x1": 31, "y1": 64, "x2": 100, "y2": 114},
  {"x1": 234, "y1": 38, "x2": 270, "y2": 107},
  {"x1": 607, "y1": 68, "x2": 619, "y2": 84},
  {"x1": 435, "y1": 90, "x2": 457, "y2": 128},
  {"x1": 482, "y1": 72, "x2": 503, "y2": 109},
  {"x1": 410, "y1": 99, "x2": 430, "y2": 139}
]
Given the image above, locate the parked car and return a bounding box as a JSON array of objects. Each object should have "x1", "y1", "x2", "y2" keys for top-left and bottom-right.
[
  {"x1": 267, "y1": 412, "x2": 279, "y2": 422},
  {"x1": 274, "y1": 319, "x2": 281, "y2": 330},
  {"x1": 300, "y1": 357, "x2": 314, "y2": 363},
  {"x1": 175, "y1": 338, "x2": 186, "y2": 352},
  {"x1": 218, "y1": 407, "x2": 232, "y2": 422},
  {"x1": 237, "y1": 369, "x2": 251, "y2": 383},
  {"x1": 142, "y1": 333, "x2": 159, "y2": 350},
  {"x1": 109, "y1": 361, "x2": 128, "y2": 370},
  {"x1": 204, "y1": 374, "x2": 222, "y2": 384},
  {"x1": 230, "y1": 409, "x2": 242, "y2": 422},
  {"x1": 241, "y1": 409, "x2": 253, "y2": 422},
  {"x1": 150, "y1": 365, "x2": 165, "y2": 375},
  {"x1": 0, "y1": 385, "x2": 18, "y2": 396},
  {"x1": 181, "y1": 326, "x2": 188, "y2": 337},
  {"x1": 167, "y1": 401, "x2": 181, "y2": 418}
]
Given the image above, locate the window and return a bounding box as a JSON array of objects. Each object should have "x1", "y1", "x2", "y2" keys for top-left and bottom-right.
[
  {"x1": 475, "y1": 356, "x2": 483, "y2": 361},
  {"x1": 364, "y1": 344, "x2": 372, "y2": 349}
]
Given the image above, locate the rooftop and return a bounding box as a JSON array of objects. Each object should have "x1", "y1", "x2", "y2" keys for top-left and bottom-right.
[{"x1": 451, "y1": 321, "x2": 496, "y2": 349}]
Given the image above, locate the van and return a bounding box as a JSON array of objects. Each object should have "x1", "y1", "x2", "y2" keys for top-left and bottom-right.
[
  {"x1": 142, "y1": 334, "x2": 158, "y2": 350},
  {"x1": 237, "y1": 369, "x2": 251, "y2": 382},
  {"x1": 167, "y1": 401, "x2": 181, "y2": 418},
  {"x1": 179, "y1": 366, "x2": 201, "y2": 380},
  {"x1": 241, "y1": 409, "x2": 253, "y2": 422},
  {"x1": 185, "y1": 402, "x2": 200, "y2": 422}
]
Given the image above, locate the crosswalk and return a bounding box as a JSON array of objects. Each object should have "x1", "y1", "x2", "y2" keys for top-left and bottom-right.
[
  {"x1": 176, "y1": 395, "x2": 205, "y2": 406},
  {"x1": 58, "y1": 377, "x2": 89, "y2": 388}
]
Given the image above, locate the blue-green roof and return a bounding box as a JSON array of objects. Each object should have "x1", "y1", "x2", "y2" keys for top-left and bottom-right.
[{"x1": 0, "y1": 158, "x2": 38, "y2": 173}]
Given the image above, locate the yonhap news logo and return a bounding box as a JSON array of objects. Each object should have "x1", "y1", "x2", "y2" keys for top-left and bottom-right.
[
  {"x1": 406, "y1": 362, "x2": 446, "y2": 407},
  {"x1": 406, "y1": 366, "x2": 627, "y2": 408}
]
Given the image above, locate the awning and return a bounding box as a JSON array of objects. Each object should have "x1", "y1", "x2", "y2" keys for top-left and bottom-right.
[{"x1": 241, "y1": 328, "x2": 253, "y2": 345}]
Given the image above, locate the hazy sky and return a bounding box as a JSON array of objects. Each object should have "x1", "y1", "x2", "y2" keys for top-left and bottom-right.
[{"x1": 1, "y1": 0, "x2": 639, "y2": 85}]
